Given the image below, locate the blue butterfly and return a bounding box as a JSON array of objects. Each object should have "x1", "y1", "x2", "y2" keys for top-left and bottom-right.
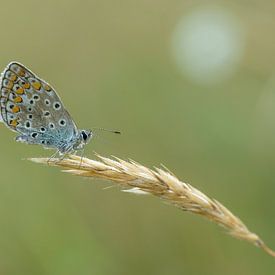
[{"x1": 0, "y1": 62, "x2": 97, "y2": 156}]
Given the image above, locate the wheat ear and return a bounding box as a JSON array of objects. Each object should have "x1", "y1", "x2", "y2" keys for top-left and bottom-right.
[{"x1": 29, "y1": 154, "x2": 275, "y2": 257}]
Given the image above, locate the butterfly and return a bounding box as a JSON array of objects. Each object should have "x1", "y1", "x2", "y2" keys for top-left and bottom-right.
[{"x1": 0, "y1": 61, "x2": 105, "y2": 157}]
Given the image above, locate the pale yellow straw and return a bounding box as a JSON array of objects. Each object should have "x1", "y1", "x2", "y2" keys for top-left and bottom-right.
[{"x1": 29, "y1": 154, "x2": 275, "y2": 258}]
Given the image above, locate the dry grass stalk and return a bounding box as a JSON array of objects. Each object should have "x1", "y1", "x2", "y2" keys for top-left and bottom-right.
[{"x1": 29, "y1": 154, "x2": 275, "y2": 257}]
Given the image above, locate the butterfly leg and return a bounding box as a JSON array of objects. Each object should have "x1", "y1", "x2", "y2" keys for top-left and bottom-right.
[
  {"x1": 48, "y1": 145, "x2": 74, "y2": 165},
  {"x1": 78, "y1": 149, "x2": 85, "y2": 168},
  {"x1": 47, "y1": 150, "x2": 61, "y2": 165}
]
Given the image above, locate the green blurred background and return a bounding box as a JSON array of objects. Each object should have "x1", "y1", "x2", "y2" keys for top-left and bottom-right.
[{"x1": 0, "y1": 1, "x2": 275, "y2": 274}]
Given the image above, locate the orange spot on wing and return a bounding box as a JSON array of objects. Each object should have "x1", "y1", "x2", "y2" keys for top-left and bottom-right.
[
  {"x1": 5, "y1": 81, "x2": 13, "y2": 89},
  {"x1": 9, "y1": 74, "x2": 17, "y2": 81},
  {"x1": 14, "y1": 96, "x2": 23, "y2": 103},
  {"x1": 18, "y1": 69, "x2": 25, "y2": 77},
  {"x1": 23, "y1": 82, "x2": 30, "y2": 89},
  {"x1": 10, "y1": 119, "x2": 19, "y2": 127},
  {"x1": 44, "y1": 84, "x2": 51, "y2": 91},
  {"x1": 12, "y1": 106, "x2": 20, "y2": 113},
  {"x1": 15, "y1": 87, "x2": 24, "y2": 95},
  {"x1": 32, "y1": 82, "x2": 41, "y2": 90}
]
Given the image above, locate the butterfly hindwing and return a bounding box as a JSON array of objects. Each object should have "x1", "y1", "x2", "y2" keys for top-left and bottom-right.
[{"x1": 0, "y1": 62, "x2": 78, "y2": 150}]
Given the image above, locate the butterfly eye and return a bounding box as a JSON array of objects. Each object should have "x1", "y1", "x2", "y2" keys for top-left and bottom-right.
[{"x1": 81, "y1": 131, "x2": 88, "y2": 141}]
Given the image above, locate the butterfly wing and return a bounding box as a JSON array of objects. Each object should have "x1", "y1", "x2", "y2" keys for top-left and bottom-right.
[{"x1": 0, "y1": 62, "x2": 78, "y2": 151}]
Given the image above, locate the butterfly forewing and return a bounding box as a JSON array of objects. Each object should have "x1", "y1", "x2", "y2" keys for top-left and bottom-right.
[{"x1": 0, "y1": 62, "x2": 78, "y2": 150}]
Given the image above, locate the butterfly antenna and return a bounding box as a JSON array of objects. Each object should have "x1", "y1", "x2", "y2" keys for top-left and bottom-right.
[{"x1": 91, "y1": 127, "x2": 121, "y2": 134}]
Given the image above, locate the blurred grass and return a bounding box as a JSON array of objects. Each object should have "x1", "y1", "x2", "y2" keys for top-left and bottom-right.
[{"x1": 0, "y1": 0, "x2": 275, "y2": 274}]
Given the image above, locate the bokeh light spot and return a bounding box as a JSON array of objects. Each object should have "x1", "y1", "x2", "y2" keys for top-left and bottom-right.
[{"x1": 171, "y1": 7, "x2": 245, "y2": 85}]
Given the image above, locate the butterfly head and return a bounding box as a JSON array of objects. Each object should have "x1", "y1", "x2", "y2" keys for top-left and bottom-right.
[{"x1": 73, "y1": 129, "x2": 93, "y2": 150}]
